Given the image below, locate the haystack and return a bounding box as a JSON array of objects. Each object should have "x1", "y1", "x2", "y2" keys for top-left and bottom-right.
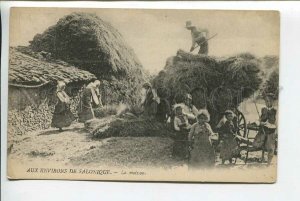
[
  {"x1": 261, "y1": 68, "x2": 279, "y2": 99},
  {"x1": 29, "y1": 12, "x2": 148, "y2": 105},
  {"x1": 153, "y1": 49, "x2": 262, "y2": 127},
  {"x1": 259, "y1": 56, "x2": 279, "y2": 99},
  {"x1": 85, "y1": 116, "x2": 174, "y2": 139}
]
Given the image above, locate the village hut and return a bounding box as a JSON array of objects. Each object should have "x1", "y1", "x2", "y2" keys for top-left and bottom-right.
[
  {"x1": 8, "y1": 47, "x2": 96, "y2": 138},
  {"x1": 28, "y1": 12, "x2": 148, "y2": 105}
]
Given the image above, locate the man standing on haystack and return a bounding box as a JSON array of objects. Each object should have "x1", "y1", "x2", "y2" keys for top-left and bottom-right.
[{"x1": 185, "y1": 20, "x2": 209, "y2": 55}]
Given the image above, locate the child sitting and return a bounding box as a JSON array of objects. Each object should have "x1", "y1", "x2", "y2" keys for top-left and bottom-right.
[{"x1": 217, "y1": 110, "x2": 240, "y2": 164}]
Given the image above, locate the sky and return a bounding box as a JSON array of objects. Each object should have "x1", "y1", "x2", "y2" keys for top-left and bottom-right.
[{"x1": 10, "y1": 8, "x2": 279, "y2": 74}]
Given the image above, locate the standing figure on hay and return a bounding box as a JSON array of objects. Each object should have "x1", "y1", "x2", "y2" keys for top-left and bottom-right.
[
  {"x1": 188, "y1": 110, "x2": 216, "y2": 169},
  {"x1": 217, "y1": 110, "x2": 240, "y2": 165},
  {"x1": 141, "y1": 83, "x2": 158, "y2": 118},
  {"x1": 185, "y1": 20, "x2": 209, "y2": 55},
  {"x1": 252, "y1": 93, "x2": 277, "y2": 165},
  {"x1": 181, "y1": 94, "x2": 199, "y2": 124},
  {"x1": 78, "y1": 80, "x2": 103, "y2": 123},
  {"x1": 172, "y1": 106, "x2": 191, "y2": 159},
  {"x1": 51, "y1": 81, "x2": 76, "y2": 132}
]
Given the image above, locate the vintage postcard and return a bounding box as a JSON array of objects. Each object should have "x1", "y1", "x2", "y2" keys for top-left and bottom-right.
[{"x1": 7, "y1": 7, "x2": 279, "y2": 182}]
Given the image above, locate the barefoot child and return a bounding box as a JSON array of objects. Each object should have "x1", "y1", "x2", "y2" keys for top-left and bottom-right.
[
  {"x1": 188, "y1": 110, "x2": 215, "y2": 168},
  {"x1": 217, "y1": 110, "x2": 240, "y2": 164}
]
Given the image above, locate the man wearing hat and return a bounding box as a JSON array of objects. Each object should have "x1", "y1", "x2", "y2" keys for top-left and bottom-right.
[{"x1": 185, "y1": 20, "x2": 209, "y2": 55}]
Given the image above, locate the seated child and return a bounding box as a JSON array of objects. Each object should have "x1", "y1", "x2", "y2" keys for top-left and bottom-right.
[{"x1": 217, "y1": 110, "x2": 240, "y2": 164}]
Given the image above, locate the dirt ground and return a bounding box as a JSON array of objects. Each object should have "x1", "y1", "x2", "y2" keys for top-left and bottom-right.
[
  {"x1": 8, "y1": 100, "x2": 277, "y2": 170},
  {"x1": 8, "y1": 124, "x2": 276, "y2": 170},
  {"x1": 8, "y1": 122, "x2": 184, "y2": 168}
]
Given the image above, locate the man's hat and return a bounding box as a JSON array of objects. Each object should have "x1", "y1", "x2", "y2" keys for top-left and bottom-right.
[
  {"x1": 264, "y1": 92, "x2": 275, "y2": 100},
  {"x1": 142, "y1": 82, "x2": 151, "y2": 89},
  {"x1": 185, "y1": 20, "x2": 194, "y2": 29}
]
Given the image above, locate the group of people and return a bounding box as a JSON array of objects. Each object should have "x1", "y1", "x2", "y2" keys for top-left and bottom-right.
[
  {"x1": 173, "y1": 93, "x2": 277, "y2": 168},
  {"x1": 51, "y1": 79, "x2": 103, "y2": 131},
  {"x1": 141, "y1": 83, "x2": 277, "y2": 168},
  {"x1": 51, "y1": 80, "x2": 277, "y2": 168}
]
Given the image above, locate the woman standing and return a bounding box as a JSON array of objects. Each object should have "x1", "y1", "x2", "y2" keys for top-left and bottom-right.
[
  {"x1": 51, "y1": 81, "x2": 75, "y2": 131},
  {"x1": 78, "y1": 80, "x2": 102, "y2": 123},
  {"x1": 141, "y1": 83, "x2": 158, "y2": 117},
  {"x1": 188, "y1": 110, "x2": 216, "y2": 168}
]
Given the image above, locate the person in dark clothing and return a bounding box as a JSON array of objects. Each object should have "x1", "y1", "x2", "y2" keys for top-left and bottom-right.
[
  {"x1": 172, "y1": 106, "x2": 191, "y2": 159},
  {"x1": 217, "y1": 110, "x2": 240, "y2": 164},
  {"x1": 51, "y1": 81, "x2": 75, "y2": 131},
  {"x1": 78, "y1": 80, "x2": 102, "y2": 123},
  {"x1": 252, "y1": 93, "x2": 277, "y2": 165},
  {"x1": 141, "y1": 83, "x2": 158, "y2": 117},
  {"x1": 156, "y1": 87, "x2": 171, "y2": 123}
]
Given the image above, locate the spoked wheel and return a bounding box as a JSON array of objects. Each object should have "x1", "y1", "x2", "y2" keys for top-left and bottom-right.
[{"x1": 233, "y1": 108, "x2": 247, "y2": 138}]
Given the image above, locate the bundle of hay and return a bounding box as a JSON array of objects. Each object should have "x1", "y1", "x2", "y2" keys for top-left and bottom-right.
[
  {"x1": 153, "y1": 50, "x2": 262, "y2": 127},
  {"x1": 259, "y1": 56, "x2": 279, "y2": 99},
  {"x1": 28, "y1": 12, "x2": 148, "y2": 105},
  {"x1": 261, "y1": 68, "x2": 279, "y2": 99},
  {"x1": 85, "y1": 116, "x2": 173, "y2": 139}
]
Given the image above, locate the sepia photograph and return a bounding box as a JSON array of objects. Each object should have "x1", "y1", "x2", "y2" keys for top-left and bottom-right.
[{"x1": 7, "y1": 7, "x2": 279, "y2": 182}]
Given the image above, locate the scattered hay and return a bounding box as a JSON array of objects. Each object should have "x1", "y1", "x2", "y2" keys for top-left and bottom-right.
[{"x1": 85, "y1": 116, "x2": 174, "y2": 139}]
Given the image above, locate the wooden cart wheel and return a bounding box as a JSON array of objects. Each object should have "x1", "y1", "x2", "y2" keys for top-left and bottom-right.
[{"x1": 234, "y1": 109, "x2": 247, "y2": 137}]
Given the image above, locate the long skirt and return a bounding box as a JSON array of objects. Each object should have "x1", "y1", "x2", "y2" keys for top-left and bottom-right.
[
  {"x1": 253, "y1": 127, "x2": 276, "y2": 152},
  {"x1": 51, "y1": 105, "x2": 75, "y2": 129},
  {"x1": 78, "y1": 105, "x2": 94, "y2": 123},
  {"x1": 219, "y1": 137, "x2": 239, "y2": 161},
  {"x1": 189, "y1": 137, "x2": 215, "y2": 168},
  {"x1": 172, "y1": 131, "x2": 189, "y2": 159}
]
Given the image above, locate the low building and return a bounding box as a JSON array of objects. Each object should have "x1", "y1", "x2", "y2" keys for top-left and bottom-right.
[{"x1": 8, "y1": 47, "x2": 96, "y2": 137}]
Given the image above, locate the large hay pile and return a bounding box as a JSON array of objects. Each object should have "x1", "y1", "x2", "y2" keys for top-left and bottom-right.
[
  {"x1": 85, "y1": 116, "x2": 174, "y2": 139},
  {"x1": 85, "y1": 103, "x2": 171, "y2": 139},
  {"x1": 153, "y1": 50, "x2": 262, "y2": 127},
  {"x1": 28, "y1": 12, "x2": 148, "y2": 105}
]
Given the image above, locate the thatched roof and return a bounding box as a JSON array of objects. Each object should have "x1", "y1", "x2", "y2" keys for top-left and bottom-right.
[{"x1": 9, "y1": 47, "x2": 96, "y2": 87}]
